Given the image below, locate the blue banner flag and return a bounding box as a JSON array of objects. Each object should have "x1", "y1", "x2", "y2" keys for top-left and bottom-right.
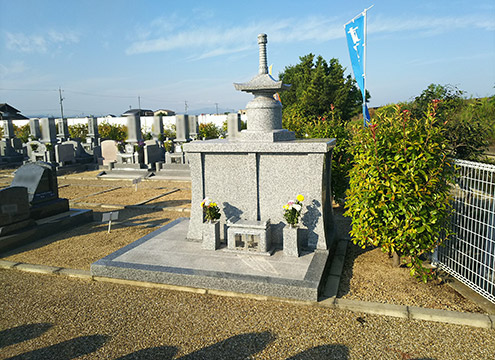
[
  {"x1": 345, "y1": 14, "x2": 365, "y2": 95},
  {"x1": 364, "y1": 104, "x2": 370, "y2": 125}
]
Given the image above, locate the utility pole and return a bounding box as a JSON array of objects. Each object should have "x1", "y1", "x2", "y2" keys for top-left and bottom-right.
[
  {"x1": 59, "y1": 87, "x2": 65, "y2": 120},
  {"x1": 215, "y1": 103, "x2": 219, "y2": 115},
  {"x1": 138, "y1": 96, "x2": 141, "y2": 110},
  {"x1": 184, "y1": 100, "x2": 188, "y2": 114}
]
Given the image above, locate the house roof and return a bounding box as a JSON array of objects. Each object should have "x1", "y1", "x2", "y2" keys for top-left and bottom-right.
[
  {"x1": 121, "y1": 109, "x2": 154, "y2": 117},
  {"x1": 0, "y1": 103, "x2": 28, "y2": 120}
]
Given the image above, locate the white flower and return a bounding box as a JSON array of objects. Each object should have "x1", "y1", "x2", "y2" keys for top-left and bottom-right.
[
  {"x1": 203, "y1": 197, "x2": 211, "y2": 206},
  {"x1": 293, "y1": 204, "x2": 302, "y2": 212}
]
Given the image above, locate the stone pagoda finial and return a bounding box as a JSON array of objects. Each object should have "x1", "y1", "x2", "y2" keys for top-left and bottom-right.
[
  {"x1": 233, "y1": 33, "x2": 294, "y2": 142},
  {"x1": 258, "y1": 33, "x2": 268, "y2": 75}
]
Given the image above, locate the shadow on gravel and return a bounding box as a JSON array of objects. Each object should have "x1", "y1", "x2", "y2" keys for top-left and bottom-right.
[
  {"x1": 115, "y1": 332, "x2": 351, "y2": 360},
  {"x1": 180, "y1": 331, "x2": 274, "y2": 359},
  {"x1": 0, "y1": 323, "x2": 53, "y2": 348},
  {"x1": 337, "y1": 242, "x2": 375, "y2": 298},
  {"x1": 5, "y1": 334, "x2": 110, "y2": 360}
]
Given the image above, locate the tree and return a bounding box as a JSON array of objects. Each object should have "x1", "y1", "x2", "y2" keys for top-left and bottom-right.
[
  {"x1": 406, "y1": 84, "x2": 493, "y2": 161},
  {"x1": 278, "y1": 54, "x2": 366, "y2": 202},
  {"x1": 279, "y1": 54, "x2": 366, "y2": 122}
]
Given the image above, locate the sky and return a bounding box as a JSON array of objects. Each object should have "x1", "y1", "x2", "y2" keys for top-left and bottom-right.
[{"x1": 0, "y1": 0, "x2": 494, "y2": 117}]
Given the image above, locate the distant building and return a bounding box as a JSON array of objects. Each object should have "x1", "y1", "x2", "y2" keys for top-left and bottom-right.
[
  {"x1": 0, "y1": 103, "x2": 28, "y2": 120},
  {"x1": 121, "y1": 109, "x2": 154, "y2": 117},
  {"x1": 154, "y1": 109, "x2": 176, "y2": 116}
]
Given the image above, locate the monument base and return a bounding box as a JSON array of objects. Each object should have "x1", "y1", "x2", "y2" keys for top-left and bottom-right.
[
  {"x1": 0, "y1": 208, "x2": 93, "y2": 253},
  {"x1": 91, "y1": 218, "x2": 329, "y2": 301}
]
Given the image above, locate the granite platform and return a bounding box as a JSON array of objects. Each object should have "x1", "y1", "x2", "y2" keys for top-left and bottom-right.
[
  {"x1": 91, "y1": 218, "x2": 329, "y2": 301},
  {"x1": 0, "y1": 208, "x2": 93, "y2": 253}
]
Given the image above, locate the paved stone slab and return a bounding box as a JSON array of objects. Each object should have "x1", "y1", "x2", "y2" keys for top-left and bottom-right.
[
  {"x1": 91, "y1": 218, "x2": 329, "y2": 301},
  {"x1": 0, "y1": 259, "x2": 20, "y2": 269},
  {"x1": 408, "y1": 305, "x2": 492, "y2": 328},
  {"x1": 93, "y1": 276, "x2": 207, "y2": 294},
  {"x1": 335, "y1": 298, "x2": 409, "y2": 319},
  {"x1": 56, "y1": 268, "x2": 92, "y2": 279},
  {"x1": 15, "y1": 263, "x2": 61, "y2": 274}
]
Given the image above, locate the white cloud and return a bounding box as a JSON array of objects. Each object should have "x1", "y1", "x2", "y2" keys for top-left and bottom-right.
[
  {"x1": 125, "y1": 13, "x2": 495, "y2": 58},
  {"x1": 0, "y1": 61, "x2": 27, "y2": 78},
  {"x1": 5, "y1": 30, "x2": 79, "y2": 53}
]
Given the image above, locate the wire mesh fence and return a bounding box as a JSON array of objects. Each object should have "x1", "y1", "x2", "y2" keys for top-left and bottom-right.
[{"x1": 436, "y1": 159, "x2": 495, "y2": 303}]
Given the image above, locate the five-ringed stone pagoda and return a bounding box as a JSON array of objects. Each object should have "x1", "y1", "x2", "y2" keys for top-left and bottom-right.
[{"x1": 183, "y1": 33, "x2": 336, "y2": 252}]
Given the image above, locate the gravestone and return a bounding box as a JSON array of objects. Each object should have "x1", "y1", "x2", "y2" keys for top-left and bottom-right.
[
  {"x1": 54, "y1": 143, "x2": 76, "y2": 165},
  {"x1": 100, "y1": 140, "x2": 118, "y2": 166},
  {"x1": 40, "y1": 118, "x2": 58, "y2": 144},
  {"x1": 57, "y1": 118, "x2": 70, "y2": 141},
  {"x1": 87, "y1": 116, "x2": 99, "y2": 139},
  {"x1": 1, "y1": 119, "x2": 15, "y2": 139},
  {"x1": 143, "y1": 140, "x2": 163, "y2": 169},
  {"x1": 126, "y1": 114, "x2": 142, "y2": 143},
  {"x1": 188, "y1": 115, "x2": 198, "y2": 138},
  {"x1": 175, "y1": 115, "x2": 190, "y2": 142},
  {"x1": 227, "y1": 113, "x2": 242, "y2": 138},
  {"x1": 10, "y1": 161, "x2": 69, "y2": 219},
  {"x1": 0, "y1": 186, "x2": 34, "y2": 236},
  {"x1": 1, "y1": 162, "x2": 93, "y2": 253},
  {"x1": 83, "y1": 117, "x2": 101, "y2": 159},
  {"x1": 29, "y1": 119, "x2": 41, "y2": 140},
  {"x1": 0, "y1": 119, "x2": 24, "y2": 163},
  {"x1": 151, "y1": 116, "x2": 163, "y2": 141}
]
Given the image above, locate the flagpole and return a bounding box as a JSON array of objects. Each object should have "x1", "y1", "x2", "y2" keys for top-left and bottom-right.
[
  {"x1": 363, "y1": 8, "x2": 367, "y2": 126},
  {"x1": 362, "y1": 5, "x2": 373, "y2": 126}
]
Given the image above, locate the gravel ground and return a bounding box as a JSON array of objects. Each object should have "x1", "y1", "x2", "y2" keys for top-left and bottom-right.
[
  {"x1": 1, "y1": 170, "x2": 494, "y2": 358},
  {"x1": 1, "y1": 270, "x2": 494, "y2": 359}
]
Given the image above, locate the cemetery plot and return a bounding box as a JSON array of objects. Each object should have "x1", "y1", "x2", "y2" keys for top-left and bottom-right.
[
  {"x1": 146, "y1": 188, "x2": 192, "y2": 208},
  {"x1": 85, "y1": 186, "x2": 183, "y2": 206},
  {"x1": 58, "y1": 184, "x2": 120, "y2": 201}
]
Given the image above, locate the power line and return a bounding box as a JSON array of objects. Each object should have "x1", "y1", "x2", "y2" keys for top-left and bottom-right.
[{"x1": 0, "y1": 88, "x2": 58, "y2": 92}]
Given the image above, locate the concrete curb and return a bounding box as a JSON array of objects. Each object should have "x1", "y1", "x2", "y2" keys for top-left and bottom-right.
[{"x1": 1, "y1": 259, "x2": 493, "y2": 329}]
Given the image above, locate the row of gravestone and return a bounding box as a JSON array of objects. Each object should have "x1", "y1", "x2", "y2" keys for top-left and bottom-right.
[
  {"x1": 0, "y1": 117, "x2": 99, "y2": 168},
  {"x1": 1, "y1": 113, "x2": 243, "y2": 172}
]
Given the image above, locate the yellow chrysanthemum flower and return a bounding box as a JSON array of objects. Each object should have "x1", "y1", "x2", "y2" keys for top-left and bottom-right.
[{"x1": 296, "y1": 194, "x2": 304, "y2": 202}]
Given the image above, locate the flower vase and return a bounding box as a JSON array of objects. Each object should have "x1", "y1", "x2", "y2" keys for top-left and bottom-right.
[
  {"x1": 202, "y1": 220, "x2": 220, "y2": 250},
  {"x1": 283, "y1": 224, "x2": 300, "y2": 257}
]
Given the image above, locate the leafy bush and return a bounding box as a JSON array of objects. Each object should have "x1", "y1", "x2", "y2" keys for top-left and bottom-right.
[
  {"x1": 98, "y1": 122, "x2": 127, "y2": 141},
  {"x1": 344, "y1": 104, "x2": 455, "y2": 282},
  {"x1": 283, "y1": 104, "x2": 353, "y2": 203},
  {"x1": 198, "y1": 122, "x2": 221, "y2": 139},
  {"x1": 68, "y1": 124, "x2": 89, "y2": 141}
]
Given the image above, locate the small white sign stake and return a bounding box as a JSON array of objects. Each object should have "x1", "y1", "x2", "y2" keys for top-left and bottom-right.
[
  {"x1": 132, "y1": 177, "x2": 142, "y2": 192},
  {"x1": 102, "y1": 211, "x2": 119, "y2": 233}
]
